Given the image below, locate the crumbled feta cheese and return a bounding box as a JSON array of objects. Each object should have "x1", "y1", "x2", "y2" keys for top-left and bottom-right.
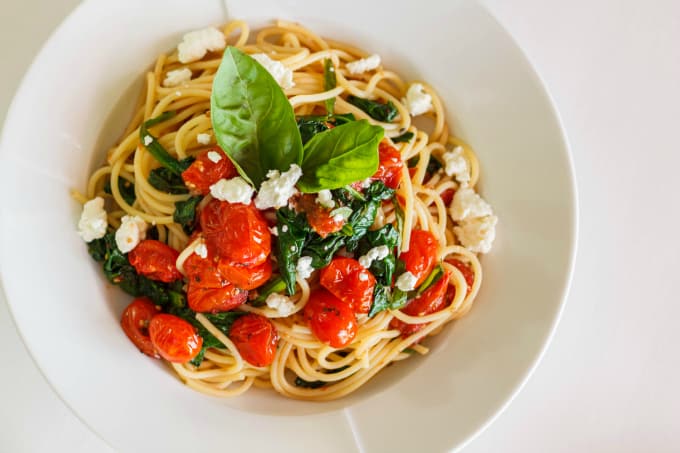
[
  {"x1": 449, "y1": 186, "x2": 493, "y2": 221},
  {"x1": 441, "y1": 146, "x2": 470, "y2": 184},
  {"x1": 177, "y1": 27, "x2": 226, "y2": 63},
  {"x1": 115, "y1": 215, "x2": 148, "y2": 253},
  {"x1": 77, "y1": 197, "x2": 108, "y2": 242},
  {"x1": 296, "y1": 256, "x2": 314, "y2": 280},
  {"x1": 143, "y1": 135, "x2": 153, "y2": 146},
  {"x1": 198, "y1": 133, "x2": 212, "y2": 146},
  {"x1": 194, "y1": 241, "x2": 208, "y2": 259},
  {"x1": 395, "y1": 271, "x2": 418, "y2": 291},
  {"x1": 454, "y1": 215, "x2": 498, "y2": 254},
  {"x1": 266, "y1": 293, "x2": 296, "y2": 316},
  {"x1": 315, "y1": 189, "x2": 335, "y2": 209},
  {"x1": 358, "y1": 245, "x2": 390, "y2": 269},
  {"x1": 269, "y1": 226, "x2": 278, "y2": 236},
  {"x1": 162, "y1": 68, "x2": 192, "y2": 87},
  {"x1": 403, "y1": 83, "x2": 433, "y2": 116},
  {"x1": 346, "y1": 54, "x2": 381, "y2": 74},
  {"x1": 329, "y1": 206, "x2": 352, "y2": 222},
  {"x1": 281, "y1": 225, "x2": 289, "y2": 233},
  {"x1": 361, "y1": 178, "x2": 373, "y2": 188},
  {"x1": 207, "y1": 150, "x2": 222, "y2": 163},
  {"x1": 333, "y1": 214, "x2": 344, "y2": 222},
  {"x1": 254, "y1": 164, "x2": 303, "y2": 210},
  {"x1": 209, "y1": 177, "x2": 254, "y2": 204},
  {"x1": 250, "y1": 53, "x2": 295, "y2": 89}
]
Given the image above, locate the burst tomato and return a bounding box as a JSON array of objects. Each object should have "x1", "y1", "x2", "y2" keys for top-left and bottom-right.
[
  {"x1": 200, "y1": 199, "x2": 271, "y2": 266},
  {"x1": 128, "y1": 240, "x2": 182, "y2": 282},
  {"x1": 372, "y1": 141, "x2": 403, "y2": 189},
  {"x1": 218, "y1": 259, "x2": 272, "y2": 290},
  {"x1": 304, "y1": 288, "x2": 358, "y2": 348},
  {"x1": 440, "y1": 188, "x2": 455, "y2": 205},
  {"x1": 184, "y1": 253, "x2": 248, "y2": 312},
  {"x1": 444, "y1": 258, "x2": 475, "y2": 302},
  {"x1": 390, "y1": 270, "x2": 452, "y2": 336},
  {"x1": 148, "y1": 314, "x2": 203, "y2": 363},
  {"x1": 294, "y1": 194, "x2": 344, "y2": 238},
  {"x1": 399, "y1": 230, "x2": 438, "y2": 286},
  {"x1": 229, "y1": 314, "x2": 279, "y2": 367},
  {"x1": 181, "y1": 147, "x2": 238, "y2": 195},
  {"x1": 120, "y1": 297, "x2": 161, "y2": 358},
  {"x1": 319, "y1": 258, "x2": 376, "y2": 314}
]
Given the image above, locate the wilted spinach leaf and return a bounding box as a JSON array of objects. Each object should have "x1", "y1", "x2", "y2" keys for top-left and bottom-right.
[{"x1": 347, "y1": 95, "x2": 398, "y2": 122}]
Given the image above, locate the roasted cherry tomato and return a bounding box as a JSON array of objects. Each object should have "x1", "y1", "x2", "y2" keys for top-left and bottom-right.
[
  {"x1": 120, "y1": 297, "x2": 161, "y2": 358},
  {"x1": 372, "y1": 141, "x2": 403, "y2": 189},
  {"x1": 440, "y1": 188, "x2": 455, "y2": 205},
  {"x1": 218, "y1": 259, "x2": 272, "y2": 290},
  {"x1": 184, "y1": 253, "x2": 248, "y2": 312},
  {"x1": 399, "y1": 230, "x2": 438, "y2": 286},
  {"x1": 304, "y1": 288, "x2": 358, "y2": 348},
  {"x1": 319, "y1": 257, "x2": 376, "y2": 314},
  {"x1": 294, "y1": 194, "x2": 344, "y2": 238},
  {"x1": 128, "y1": 239, "x2": 182, "y2": 282},
  {"x1": 229, "y1": 314, "x2": 279, "y2": 367},
  {"x1": 444, "y1": 258, "x2": 475, "y2": 302},
  {"x1": 148, "y1": 314, "x2": 203, "y2": 363},
  {"x1": 390, "y1": 270, "x2": 452, "y2": 337},
  {"x1": 181, "y1": 147, "x2": 238, "y2": 195},
  {"x1": 200, "y1": 200, "x2": 271, "y2": 266}
]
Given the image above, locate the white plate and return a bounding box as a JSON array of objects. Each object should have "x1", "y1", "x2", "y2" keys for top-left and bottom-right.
[{"x1": 0, "y1": 0, "x2": 577, "y2": 451}]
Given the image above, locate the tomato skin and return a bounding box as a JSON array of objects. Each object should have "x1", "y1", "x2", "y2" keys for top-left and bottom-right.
[
  {"x1": 294, "y1": 194, "x2": 344, "y2": 238},
  {"x1": 444, "y1": 258, "x2": 475, "y2": 302},
  {"x1": 181, "y1": 147, "x2": 237, "y2": 195},
  {"x1": 372, "y1": 141, "x2": 403, "y2": 189},
  {"x1": 120, "y1": 297, "x2": 161, "y2": 358},
  {"x1": 229, "y1": 314, "x2": 279, "y2": 367},
  {"x1": 148, "y1": 314, "x2": 203, "y2": 363},
  {"x1": 390, "y1": 270, "x2": 452, "y2": 337},
  {"x1": 128, "y1": 240, "x2": 182, "y2": 282},
  {"x1": 440, "y1": 188, "x2": 455, "y2": 205},
  {"x1": 304, "y1": 288, "x2": 358, "y2": 348},
  {"x1": 399, "y1": 230, "x2": 438, "y2": 286},
  {"x1": 200, "y1": 200, "x2": 271, "y2": 266},
  {"x1": 319, "y1": 258, "x2": 376, "y2": 314},
  {"x1": 184, "y1": 253, "x2": 248, "y2": 312},
  {"x1": 218, "y1": 259, "x2": 272, "y2": 290}
]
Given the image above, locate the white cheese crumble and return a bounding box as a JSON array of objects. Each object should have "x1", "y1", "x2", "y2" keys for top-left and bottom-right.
[
  {"x1": 143, "y1": 135, "x2": 153, "y2": 146},
  {"x1": 115, "y1": 215, "x2": 148, "y2": 253},
  {"x1": 266, "y1": 293, "x2": 296, "y2": 317},
  {"x1": 454, "y1": 215, "x2": 498, "y2": 254},
  {"x1": 77, "y1": 197, "x2": 108, "y2": 242},
  {"x1": 198, "y1": 133, "x2": 212, "y2": 146},
  {"x1": 358, "y1": 245, "x2": 390, "y2": 269},
  {"x1": 281, "y1": 225, "x2": 289, "y2": 233},
  {"x1": 194, "y1": 241, "x2": 208, "y2": 259},
  {"x1": 346, "y1": 54, "x2": 381, "y2": 75},
  {"x1": 403, "y1": 83, "x2": 433, "y2": 116},
  {"x1": 206, "y1": 150, "x2": 222, "y2": 163},
  {"x1": 209, "y1": 177, "x2": 254, "y2": 204},
  {"x1": 296, "y1": 256, "x2": 314, "y2": 280},
  {"x1": 395, "y1": 271, "x2": 418, "y2": 291},
  {"x1": 315, "y1": 189, "x2": 335, "y2": 209},
  {"x1": 177, "y1": 27, "x2": 226, "y2": 63},
  {"x1": 449, "y1": 186, "x2": 493, "y2": 221},
  {"x1": 162, "y1": 68, "x2": 192, "y2": 87},
  {"x1": 269, "y1": 226, "x2": 278, "y2": 236},
  {"x1": 441, "y1": 146, "x2": 470, "y2": 184},
  {"x1": 254, "y1": 164, "x2": 303, "y2": 210},
  {"x1": 251, "y1": 53, "x2": 295, "y2": 89}
]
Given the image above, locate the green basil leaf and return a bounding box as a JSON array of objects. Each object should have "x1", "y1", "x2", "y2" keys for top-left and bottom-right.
[
  {"x1": 211, "y1": 47, "x2": 303, "y2": 188},
  {"x1": 368, "y1": 283, "x2": 391, "y2": 317},
  {"x1": 324, "y1": 59, "x2": 336, "y2": 114},
  {"x1": 276, "y1": 207, "x2": 310, "y2": 295},
  {"x1": 148, "y1": 165, "x2": 191, "y2": 194},
  {"x1": 174, "y1": 196, "x2": 202, "y2": 234},
  {"x1": 297, "y1": 117, "x2": 329, "y2": 145},
  {"x1": 140, "y1": 112, "x2": 191, "y2": 176},
  {"x1": 416, "y1": 263, "x2": 445, "y2": 296},
  {"x1": 298, "y1": 120, "x2": 383, "y2": 192},
  {"x1": 359, "y1": 224, "x2": 399, "y2": 286},
  {"x1": 347, "y1": 95, "x2": 398, "y2": 122},
  {"x1": 251, "y1": 276, "x2": 287, "y2": 307},
  {"x1": 392, "y1": 131, "x2": 414, "y2": 143}
]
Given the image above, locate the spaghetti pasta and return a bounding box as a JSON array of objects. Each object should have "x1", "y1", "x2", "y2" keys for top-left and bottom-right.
[{"x1": 74, "y1": 19, "x2": 496, "y2": 401}]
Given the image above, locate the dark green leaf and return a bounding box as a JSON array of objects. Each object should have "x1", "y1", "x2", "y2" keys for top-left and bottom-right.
[
  {"x1": 416, "y1": 263, "x2": 444, "y2": 296},
  {"x1": 87, "y1": 235, "x2": 109, "y2": 262},
  {"x1": 148, "y1": 164, "x2": 192, "y2": 194},
  {"x1": 275, "y1": 207, "x2": 310, "y2": 295},
  {"x1": 104, "y1": 178, "x2": 136, "y2": 206},
  {"x1": 393, "y1": 195, "x2": 405, "y2": 254},
  {"x1": 347, "y1": 95, "x2": 398, "y2": 122},
  {"x1": 211, "y1": 47, "x2": 303, "y2": 187},
  {"x1": 392, "y1": 131, "x2": 414, "y2": 143},
  {"x1": 140, "y1": 112, "x2": 191, "y2": 176},
  {"x1": 298, "y1": 120, "x2": 383, "y2": 193},
  {"x1": 303, "y1": 234, "x2": 347, "y2": 268},
  {"x1": 390, "y1": 288, "x2": 408, "y2": 310},
  {"x1": 174, "y1": 196, "x2": 202, "y2": 234},
  {"x1": 359, "y1": 225, "x2": 399, "y2": 286},
  {"x1": 368, "y1": 284, "x2": 391, "y2": 317},
  {"x1": 297, "y1": 117, "x2": 329, "y2": 145},
  {"x1": 324, "y1": 59, "x2": 336, "y2": 114},
  {"x1": 251, "y1": 276, "x2": 287, "y2": 307}
]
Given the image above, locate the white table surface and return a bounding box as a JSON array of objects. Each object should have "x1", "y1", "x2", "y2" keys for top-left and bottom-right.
[{"x1": 2, "y1": 0, "x2": 679, "y2": 451}]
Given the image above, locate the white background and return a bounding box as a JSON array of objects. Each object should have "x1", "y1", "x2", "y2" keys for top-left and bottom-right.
[{"x1": 1, "y1": 0, "x2": 678, "y2": 451}]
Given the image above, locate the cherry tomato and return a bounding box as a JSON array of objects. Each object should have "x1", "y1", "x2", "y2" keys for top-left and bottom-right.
[
  {"x1": 128, "y1": 240, "x2": 182, "y2": 282},
  {"x1": 148, "y1": 314, "x2": 203, "y2": 363},
  {"x1": 181, "y1": 146, "x2": 238, "y2": 195},
  {"x1": 120, "y1": 297, "x2": 161, "y2": 358},
  {"x1": 304, "y1": 288, "x2": 358, "y2": 348},
  {"x1": 372, "y1": 141, "x2": 403, "y2": 189},
  {"x1": 319, "y1": 257, "x2": 376, "y2": 314},
  {"x1": 399, "y1": 230, "x2": 438, "y2": 287},
  {"x1": 184, "y1": 253, "x2": 248, "y2": 312},
  {"x1": 200, "y1": 200, "x2": 271, "y2": 266},
  {"x1": 218, "y1": 259, "x2": 272, "y2": 290},
  {"x1": 440, "y1": 188, "x2": 455, "y2": 205},
  {"x1": 294, "y1": 194, "x2": 344, "y2": 238},
  {"x1": 390, "y1": 270, "x2": 451, "y2": 337},
  {"x1": 229, "y1": 314, "x2": 279, "y2": 367},
  {"x1": 444, "y1": 258, "x2": 475, "y2": 302}
]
